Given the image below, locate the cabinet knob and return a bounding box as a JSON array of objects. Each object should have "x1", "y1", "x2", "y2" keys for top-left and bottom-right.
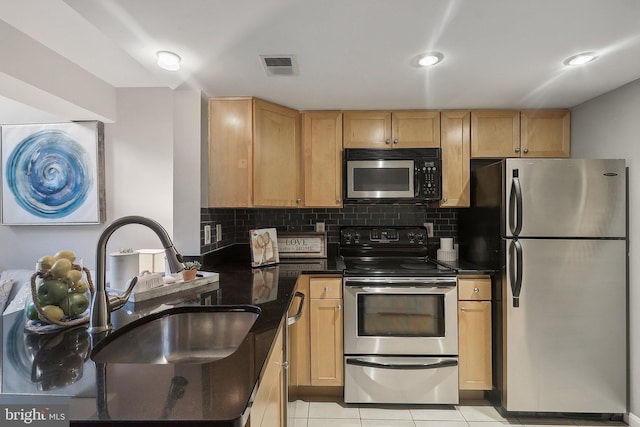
[
  {"x1": 280, "y1": 361, "x2": 289, "y2": 369},
  {"x1": 393, "y1": 139, "x2": 398, "y2": 145},
  {"x1": 515, "y1": 147, "x2": 521, "y2": 153},
  {"x1": 460, "y1": 307, "x2": 466, "y2": 312},
  {"x1": 385, "y1": 139, "x2": 391, "y2": 145},
  {"x1": 337, "y1": 305, "x2": 342, "y2": 311},
  {"x1": 442, "y1": 197, "x2": 448, "y2": 203},
  {"x1": 324, "y1": 287, "x2": 329, "y2": 292},
  {"x1": 474, "y1": 287, "x2": 480, "y2": 293},
  {"x1": 523, "y1": 148, "x2": 529, "y2": 154},
  {"x1": 296, "y1": 198, "x2": 302, "y2": 203}
]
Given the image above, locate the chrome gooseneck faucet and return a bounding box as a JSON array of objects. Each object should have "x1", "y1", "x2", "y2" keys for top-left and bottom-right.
[{"x1": 88, "y1": 216, "x2": 185, "y2": 334}]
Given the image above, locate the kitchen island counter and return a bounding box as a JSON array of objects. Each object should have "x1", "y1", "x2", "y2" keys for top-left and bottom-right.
[{"x1": 0, "y1": 246, "x2": 342, "y2": 426}]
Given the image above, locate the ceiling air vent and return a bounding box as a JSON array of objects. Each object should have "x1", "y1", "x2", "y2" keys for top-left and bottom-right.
[{"x1": 260, "y1": 55, "x2": 297, "y2": 76}]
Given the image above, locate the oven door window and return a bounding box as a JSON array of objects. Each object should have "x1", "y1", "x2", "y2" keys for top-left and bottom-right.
[{"x1": 357, "y1": 293, "x2": 445, "y2": 337}]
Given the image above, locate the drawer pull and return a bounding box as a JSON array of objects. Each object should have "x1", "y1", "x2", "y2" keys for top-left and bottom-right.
[
  {"x1": 474, "y1": 287, "x2": 480, "y2": 293},
  {"x1": 460, "y1": 307, "x2": 466, "y2": 312}
]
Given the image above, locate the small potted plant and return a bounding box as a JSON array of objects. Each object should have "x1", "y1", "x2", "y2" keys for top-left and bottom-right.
[{"x1": 182, "y1": 260, "x2": 201, "y2": 281}]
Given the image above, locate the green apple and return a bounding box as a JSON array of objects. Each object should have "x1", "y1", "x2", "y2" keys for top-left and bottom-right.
[
  {"x1": 59, "y1": 293, "x2": 89, "y2": 317},
  {"x1": 25, "y1": 302, "x2": 40, "y2": 321},
  {"x1": 39, "y1": 305, "x2": 64, "y2": 322},
  {"x1": 37, "y1": 279, "x2": 68, "y2": 305}
]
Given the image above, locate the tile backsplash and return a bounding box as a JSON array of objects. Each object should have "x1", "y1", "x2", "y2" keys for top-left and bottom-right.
[{"x1": 200, "y1": 204, "x2": 457, "y2": 255}]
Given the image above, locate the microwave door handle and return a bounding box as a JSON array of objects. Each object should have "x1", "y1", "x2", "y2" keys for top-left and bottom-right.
[
  {"x1": 347, "y1": 358, "x2": 458, "y2": 370},
  {"x1": 414, "y1": 165, "x2": 421, "y2": 197}
]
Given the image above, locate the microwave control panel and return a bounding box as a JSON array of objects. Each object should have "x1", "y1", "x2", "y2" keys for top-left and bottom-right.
[{"x1": 417, "y1": 160, "x2": 440, "y2": 199}]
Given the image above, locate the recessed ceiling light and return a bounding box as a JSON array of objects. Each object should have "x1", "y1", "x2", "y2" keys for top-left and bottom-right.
[
  {"x1": 417, "y1": 52, "x2": 444, "y2": 67},
  {"x1": 156, "y1": 50, "x2": 181, "y2": 71},
  {"x1": 563, "y1": 52, "x2": 598, "y2": 67}
]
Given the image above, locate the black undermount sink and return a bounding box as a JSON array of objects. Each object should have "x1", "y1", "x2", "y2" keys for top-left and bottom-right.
[{"x1": 90, "y1": 305, "x2": 261, "y2": 364}]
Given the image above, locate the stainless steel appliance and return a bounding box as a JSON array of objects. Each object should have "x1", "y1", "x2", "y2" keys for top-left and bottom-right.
[
  {"x1": 340, "y1": 226, "x2": 459, "y2": 404},
  {"x1": 344, "y1": 148, "x2": 441, "y2": 202},
  {"x1": 459, "y1": 158, "x2": 627, "y2": 415}
]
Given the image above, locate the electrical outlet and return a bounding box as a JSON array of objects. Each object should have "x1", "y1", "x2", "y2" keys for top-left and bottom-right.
[
  {"x1": 424, "y1": 222, "x2": 434, "y2": 238},
  {"x1": 204, "y1": 225, "x2": 212, "y2": 245},
  {"x1": 315, "y1": 222, "x2": 325, "y2": 232},
  {"x1": 216, "y1": 224, "x2": 222, "y2": 242}
]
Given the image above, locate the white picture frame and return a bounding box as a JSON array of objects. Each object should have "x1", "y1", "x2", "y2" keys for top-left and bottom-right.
[{"x1": 1, "y1": 121, "x2": 105, "y2": 225}]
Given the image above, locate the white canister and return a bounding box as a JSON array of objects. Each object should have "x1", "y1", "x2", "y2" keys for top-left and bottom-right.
[
  {"x1": 440, "y1": 238, "x2": 454, "y2": 251},
  {"x1": 108, "y1": 252, "x2": 140, "y2": 290}
]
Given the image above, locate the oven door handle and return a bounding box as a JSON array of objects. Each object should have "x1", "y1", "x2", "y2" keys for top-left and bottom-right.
[
  {"x1": 346, "y1": 286, "x2": 455, "y2": 293},
  {"x1": 346, "y1": 358, "x2": 458, "y2": 370}
]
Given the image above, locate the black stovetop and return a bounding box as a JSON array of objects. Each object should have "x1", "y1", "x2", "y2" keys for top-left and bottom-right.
[{"x1": 339, "y1": 226, "x2": 456, "y2": 277}]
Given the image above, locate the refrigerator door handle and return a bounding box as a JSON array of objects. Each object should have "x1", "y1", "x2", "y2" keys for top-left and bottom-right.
[
  {"x1": 509, "y1": 239, "x2": 523, "y2": 307},
  {"x1": 509, "y1": 172, "x2": 523, "y2": 236}
]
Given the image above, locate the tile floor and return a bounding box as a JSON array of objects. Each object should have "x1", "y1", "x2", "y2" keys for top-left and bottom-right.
[{"x1": 288, "y1": 398, "x2": 627, "y2": 427}]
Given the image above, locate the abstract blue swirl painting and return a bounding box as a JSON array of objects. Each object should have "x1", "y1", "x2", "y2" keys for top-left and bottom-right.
[{"x1": 1, "y1": 122, "x2": 105, "y2": 225}]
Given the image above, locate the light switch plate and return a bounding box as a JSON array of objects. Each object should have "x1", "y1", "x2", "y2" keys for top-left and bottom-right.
[
  {"x1": 315, "y1": 222, "x2": 325, "y2": 232},
  {"x1": 204, "y1": 225, "x2": 211, "y2": 244},
  {"x1": 216, "y1": 224, "x2": 222, "y2": 242}
]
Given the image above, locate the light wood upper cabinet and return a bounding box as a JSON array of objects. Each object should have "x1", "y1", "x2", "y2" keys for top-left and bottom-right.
[
  {"x1": 208, "y1": 97, "x2": 301, "y2": 208},
  {"x1": 471, "y1": 110, "x2": 521, "y2": 158},
  {"x1": 440, "y1": 111, "x2": 470, "y2": 208},
  {"x1": 343, "y1": 111, "x2": 440, "y2": 149},
  {"x1": 253, "y1": 99, "x2": 302, "y2": 207},
  {"x1": 302, "y1": 111, "x2": 343, "y2": 207},
  {"x1": 521, "y1": 109, "x2": 570, "y2": 158},
  {"x1": 458, "y1": 276, "x2": 492, "y2": 391},
  {"x1": 471, "y1": 109, "x2": 570, "y2": 158},
  {"x1": 208, "y1": 97, "x2": 253, "y2": 207}
]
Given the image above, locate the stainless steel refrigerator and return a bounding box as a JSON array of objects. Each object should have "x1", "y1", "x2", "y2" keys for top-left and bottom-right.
[{"x1": 459, "y1": 158, "x2": 627, "y2": 414}]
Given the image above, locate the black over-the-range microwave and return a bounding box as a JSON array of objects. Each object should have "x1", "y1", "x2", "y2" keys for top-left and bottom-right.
[{"x1": 343, "y1": 148, "x2": 442, "y2": 203}]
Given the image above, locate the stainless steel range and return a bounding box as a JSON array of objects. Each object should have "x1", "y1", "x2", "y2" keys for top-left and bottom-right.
[{"x1": 340, "y1": 226, "x2": 459, "y2": 405}]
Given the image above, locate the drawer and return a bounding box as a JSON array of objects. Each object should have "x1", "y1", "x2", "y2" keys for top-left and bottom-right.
[
  {"x1": 458, "y1": 277, "x2": 491, "y2": 300},
  {"x1": 310, "y1": 278, "x2": 342, "y2": 299}
]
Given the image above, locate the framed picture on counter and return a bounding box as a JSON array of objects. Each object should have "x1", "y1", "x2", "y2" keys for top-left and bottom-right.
[{"x1": 249, "y1": 228, "x2": 280, "y2": 267}]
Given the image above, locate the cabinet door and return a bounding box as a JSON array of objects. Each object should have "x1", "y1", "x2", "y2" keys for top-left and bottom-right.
[
  {"x1": 302, "y1": 112, "x2": 343, "y2": 207},
  {"x1": 251, "y1": 322, "x2": 285, "y2": 427},
  {"x1": 343, "y1": 111, "x2": 392, "y2": 149},
  {"x1": 391, "y1": 111, "x2": 441, "y2": 148},
  {"x1": 288, "y1": 276, "x2": 311, "y2": 388},
  {"x1": 253, "y1": 99, "x2": 302, "y2": 207},
  {"x1": 458, "y1": 300, "x2": 492, "y2": 391},
  {"x1": 208, "y1": 98, "x2": 253, "y2": 207},
  {"x1": 471, "y1": 110, "x2": 521, "y2": 158},
  {"x1": 440, "y1": 111, "x2": 470, "y2": 208},
  {"x1": 521, "y1": 110, "x2": 570, "y2": 158},
  {"x1": 310, "y1": 298, "x2": 343, "y2": 386}
]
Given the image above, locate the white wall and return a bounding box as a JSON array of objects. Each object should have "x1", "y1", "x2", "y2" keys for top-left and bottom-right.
[
  {"x1": 0, "y1": 87, "x2": 203, "y2": 272},
  {"x1": 571, "y1": 78, "x2": 640, "y2": 425}
]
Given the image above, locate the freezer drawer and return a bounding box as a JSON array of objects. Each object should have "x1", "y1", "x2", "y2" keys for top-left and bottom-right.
[
  {"x1": 344, "y1": 356, "x2": 459, "y2": 404},
  {"x1": 504, "y1": 238, "x2": 627, "y2": 413}
]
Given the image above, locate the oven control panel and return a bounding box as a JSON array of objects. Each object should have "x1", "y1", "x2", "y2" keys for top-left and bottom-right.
[{"x1": 340, "y1": 227, "x2": 427, "y2": 246}]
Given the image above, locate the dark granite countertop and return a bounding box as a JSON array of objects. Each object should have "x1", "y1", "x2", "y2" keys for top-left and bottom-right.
[{"x1": 0, "y1": 245, "x2": 341, "y2": 426}]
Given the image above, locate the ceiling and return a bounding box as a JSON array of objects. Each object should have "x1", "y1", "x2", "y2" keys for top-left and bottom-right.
[{"x1": 2, "y1": 0, "x2": 640, "y2": 117}]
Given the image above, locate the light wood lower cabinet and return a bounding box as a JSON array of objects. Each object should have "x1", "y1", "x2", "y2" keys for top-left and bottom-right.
[
  {"x1": 458, "y1": 276, "x2": 492, "y2": 391},
  {"x1": 289, "y1": 275, "x2": 343, "y2": 391},
  {"x1": 248, "y1": 320, "x2": 285, "y2": 427}
]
